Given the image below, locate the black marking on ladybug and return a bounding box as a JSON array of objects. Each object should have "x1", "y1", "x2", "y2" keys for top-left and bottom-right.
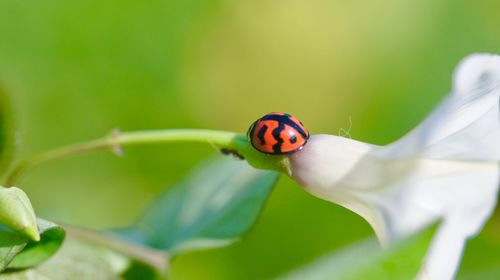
[
  {"x1": 261, "y1": 114, "x2": 309, "y2": 139},
  {"x1": 247, "y1": 121, "x2": 256, "y2": 139},
  {"x1": 271, "y1": 121, "x2": 285, "y2": 153},
  {"x1": 257, "y1": 124, "x2": 268, "y2": 145},
  {"x1": 289, "y1": 133, "x2": 297, "y2": 143}
]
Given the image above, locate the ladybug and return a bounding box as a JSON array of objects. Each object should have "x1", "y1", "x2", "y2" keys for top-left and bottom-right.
[{"x1": 247, "y1": 112, "x2": 309, "y2": 155}]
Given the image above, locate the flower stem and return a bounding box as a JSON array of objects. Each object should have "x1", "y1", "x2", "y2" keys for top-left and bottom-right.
[
  {"x1": 4, "y1": 129, "x2": 286, "y2": 187},
  {"x1": 64, "y1": 224, "x2": 170, "y2": 275}
]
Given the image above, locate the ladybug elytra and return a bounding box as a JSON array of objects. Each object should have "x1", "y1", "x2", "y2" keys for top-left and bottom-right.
[{"x1": 247, "y1": 112, "x2": 309, "y2": 155}]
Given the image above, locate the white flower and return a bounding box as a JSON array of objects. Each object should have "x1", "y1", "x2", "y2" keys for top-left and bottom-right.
[{"x1": 288, "y1": 54, "x2": 500, "y2": 280}]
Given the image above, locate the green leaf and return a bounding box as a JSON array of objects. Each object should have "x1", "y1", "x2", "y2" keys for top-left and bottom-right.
[
  {"x1": 0, "y1": 218, "x2": 64, "y2": 271},
  {"x1": 0, "y1": 228, "x2": 26, "y2": 270},
  {"x1": 115, "y1": 156, "x2": 280, "y2": 255},
  {"x1": 0, "y1": 85, "x2": 14, "y2": 175},
  {"x1": 8, "y1": 219, "x2": 65, "y2": 269},
  {"x1": 0, "y1": 231, "x2": 161, "y2": 280},
  {"x1": 278, "y1": 224, "x2": 437, "y2": 280}
]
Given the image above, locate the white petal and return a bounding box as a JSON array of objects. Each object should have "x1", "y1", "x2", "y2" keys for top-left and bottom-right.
[
  {"x1": 374, "y1": 53, "x2": 500, "y2": 161},
  {"x1": 288, "y1": 54, "x2": 500, "y2": 280},
  {"x1": 290, "y1": 135, "x2": 499, "y2": 244},
  {"x1": 289, "y1": 135, "x2": 388, "y2": 241},
  {"x1": 416, "y1": 223, "x2": 466, "y2": 280}
]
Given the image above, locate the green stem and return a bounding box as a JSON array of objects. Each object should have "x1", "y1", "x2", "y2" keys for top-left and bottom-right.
[
  {"x1": 64, "y1": 224, "x2": 170, "y2": 275},
  {"x1": 5, "y1": 129, "x2": 287, "y2": 187}
]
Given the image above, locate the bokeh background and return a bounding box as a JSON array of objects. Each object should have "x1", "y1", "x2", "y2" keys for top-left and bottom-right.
[{"x1": 0, "y1": 0, "x2": 499, "y2": 279}]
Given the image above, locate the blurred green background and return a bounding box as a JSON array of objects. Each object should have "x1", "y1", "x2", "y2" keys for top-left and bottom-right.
[{"x1": 0, "y1": 0, "x2": 499, "y2": 279}]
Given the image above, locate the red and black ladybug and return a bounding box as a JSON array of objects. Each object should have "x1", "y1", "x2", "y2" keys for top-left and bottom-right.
[{"x1": 247, "y1": 112, "x2": 309, "y2": 155}]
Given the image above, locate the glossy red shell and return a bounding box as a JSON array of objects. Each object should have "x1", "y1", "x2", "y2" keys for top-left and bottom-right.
[{"x1": 247, "y1": 112, "x2": 309, "y2": 155}]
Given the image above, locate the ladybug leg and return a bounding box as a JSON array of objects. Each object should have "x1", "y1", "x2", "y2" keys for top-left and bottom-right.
[{"x1": 220, "y1": 148, "x2": 245, "y2": 160}]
